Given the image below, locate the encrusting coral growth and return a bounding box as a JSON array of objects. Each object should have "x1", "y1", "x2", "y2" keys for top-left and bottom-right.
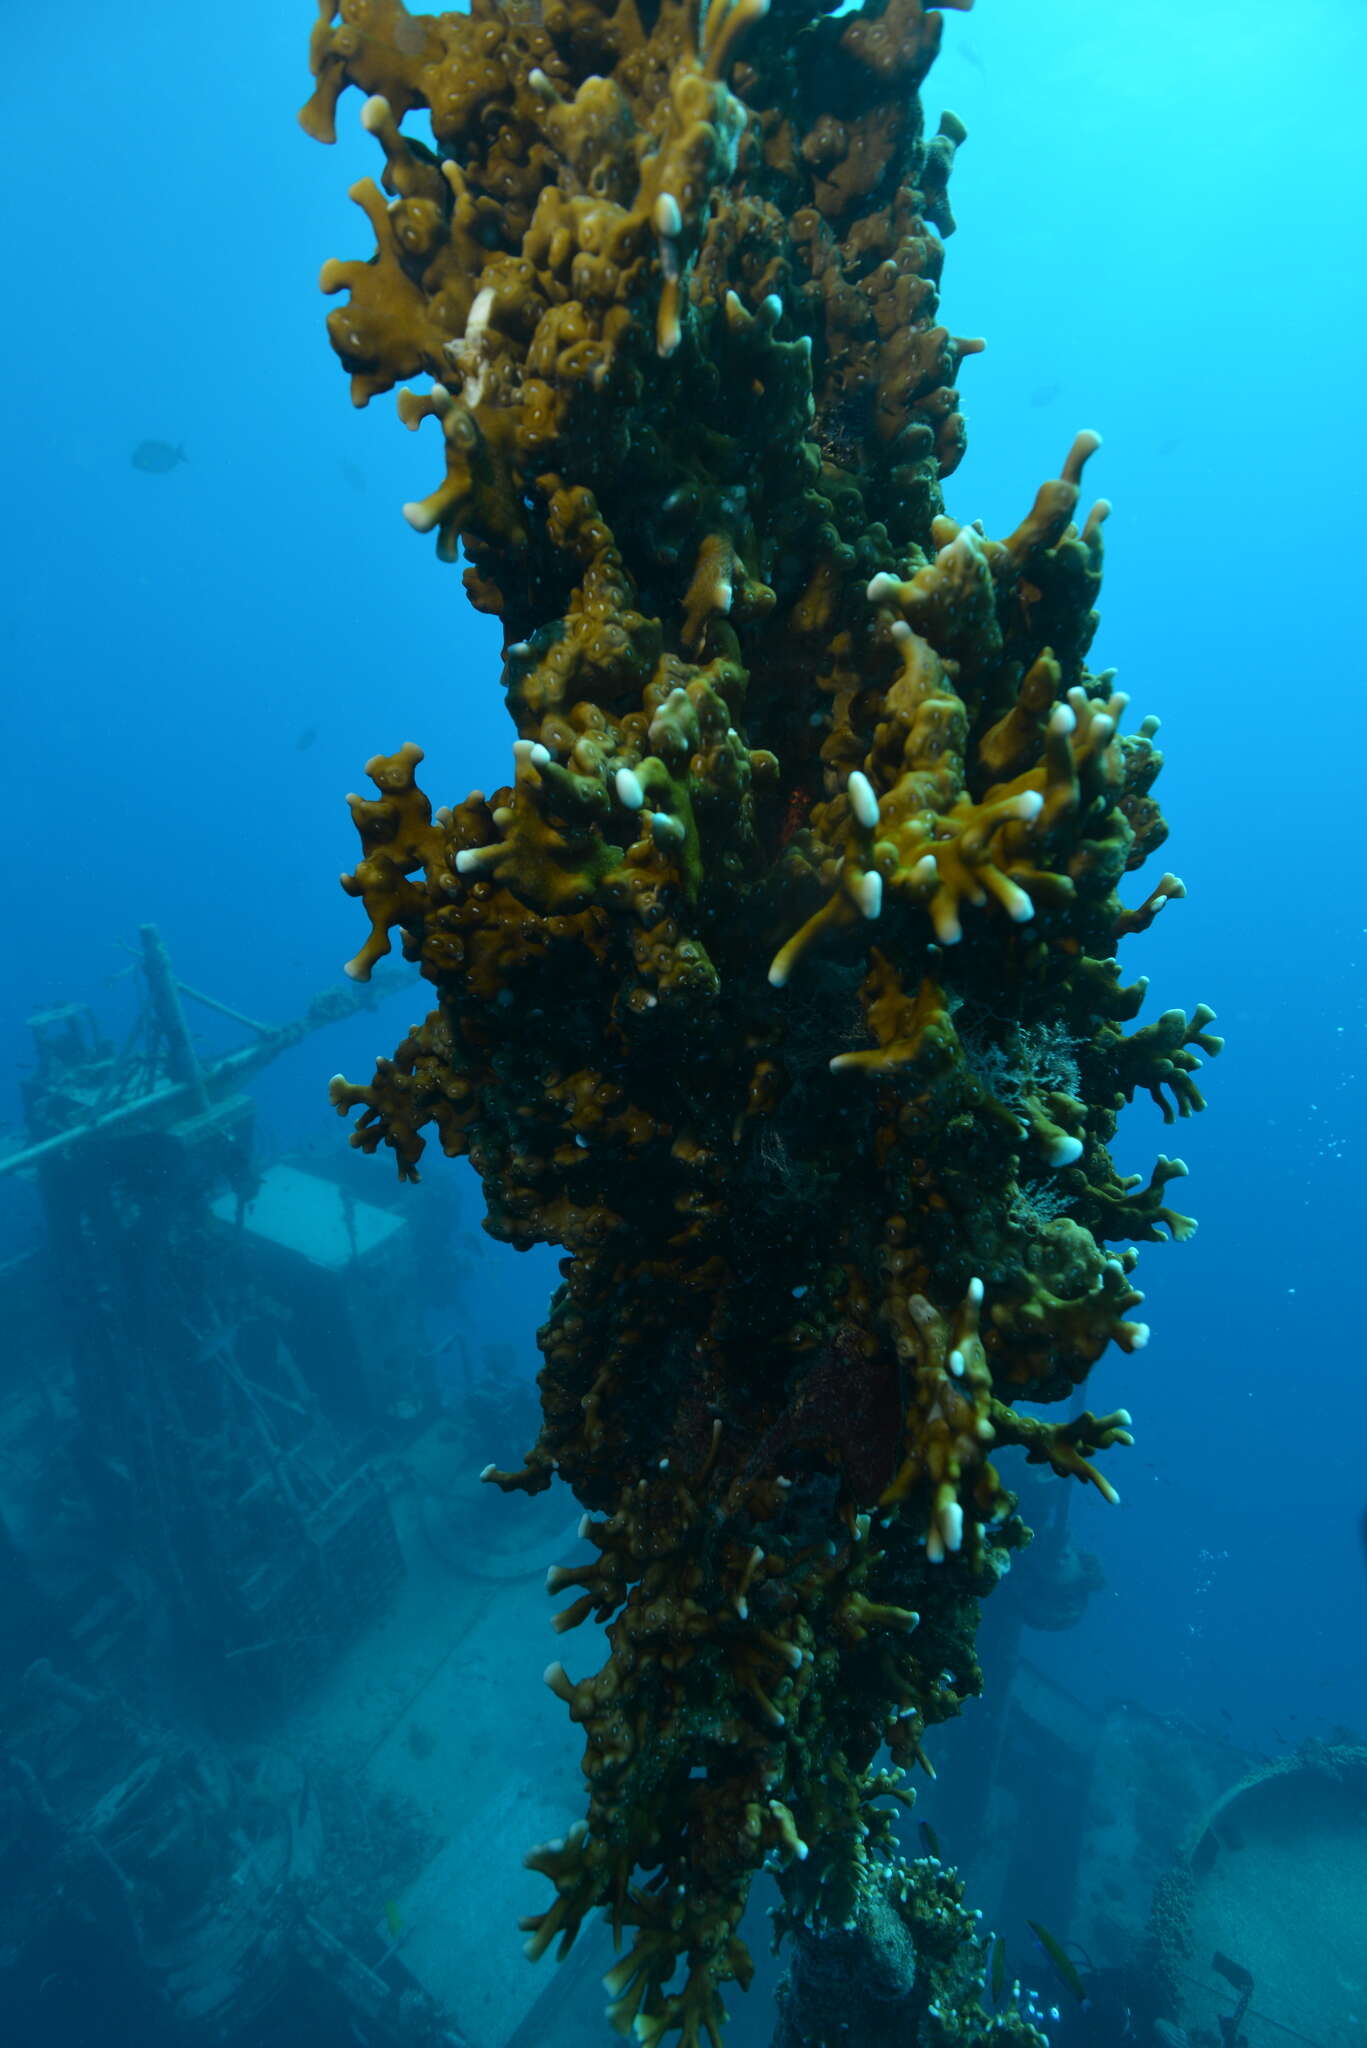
[{"x1": 304, "y1": 0, "x2": 1219, "y2": 2038}]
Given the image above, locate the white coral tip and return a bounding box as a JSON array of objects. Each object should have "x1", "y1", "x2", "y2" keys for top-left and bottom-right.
[
  {"x1": 653, "y1": 191, "x2": 683, "y2": 238},
  {"x1": 848, "y1": 770, "x2": 880, "y2": 830},
  {"x1": 854, "y1": 869, "x2": 882, "y2": 919},
  {"x1": 615, "y1": 766, "x2": 645, "y2": 810},
  {"x1": 466, "y1": 285, "x2": 495, "y2": 338}
]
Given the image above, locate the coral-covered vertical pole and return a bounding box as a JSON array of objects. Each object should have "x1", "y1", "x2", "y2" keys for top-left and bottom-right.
[{"x1": 301, "y1": 2, "x2": 1218, "y2": 2040}]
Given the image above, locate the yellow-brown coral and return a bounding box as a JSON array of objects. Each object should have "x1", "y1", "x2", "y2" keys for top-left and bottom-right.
[{"x1": 303, "y1": 0, "x2": 1218, "y2": 2040}]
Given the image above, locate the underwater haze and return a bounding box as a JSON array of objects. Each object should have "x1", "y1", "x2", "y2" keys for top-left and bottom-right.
[{"x1": 2, "y1": 3, "x2": 1365, "y2": 2047}]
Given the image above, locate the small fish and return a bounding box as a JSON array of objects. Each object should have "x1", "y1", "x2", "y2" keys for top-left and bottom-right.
[
  {"x1": 989, "y1": 1934, "x2": 1006, "y2": 2004},
  {"x1": 131, "y1": 439, "x2": 188, "y2": 474},
  {"x1": 1027, "y1": 1921, "x2": 1087, "y2": 2004},
  {"x1": 918, "y1": 1820, "x2": 941, "y2": 1860},
  {"x1": 295, "y1": 725, "x2": 320, "y2": 752},
  {"x1": 1218, "y1": 1707, "x2": 1232, "y2": 1722},
  {"x1": 1029, "y1": 381, "x2": 1062, "y2": 409},
  {"x1": 383, "y1": 1898, "x2": 403, "y2": 1938},
  {"x1": 340, "y1": 458, "x2": 366, "y2": 493}
]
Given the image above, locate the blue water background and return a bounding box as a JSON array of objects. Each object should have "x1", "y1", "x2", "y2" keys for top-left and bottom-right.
[{"x1": 3, "y1": 0, "x2": 1364, "y2": 1771}]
